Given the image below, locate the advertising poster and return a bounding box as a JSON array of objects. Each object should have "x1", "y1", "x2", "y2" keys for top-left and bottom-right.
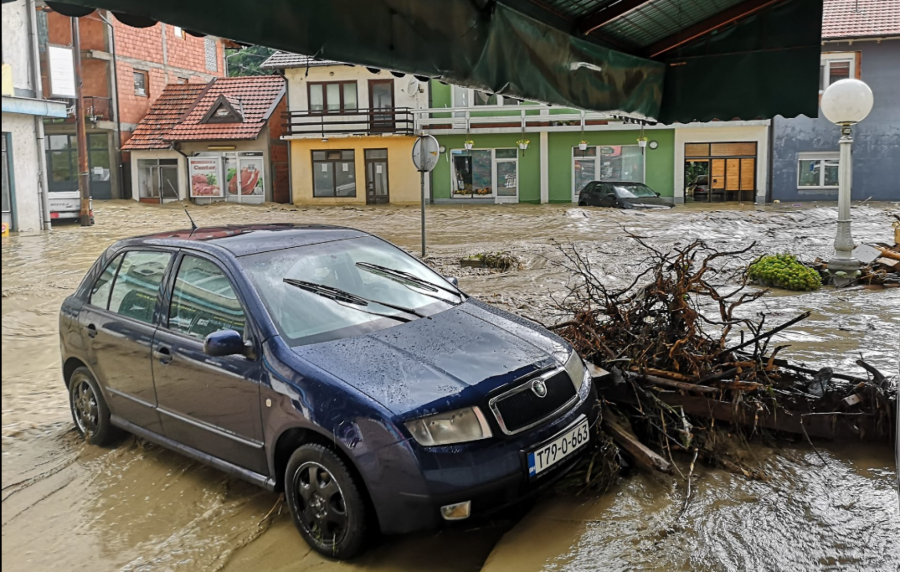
[
  {"x1": 228, "y1": 158, "x2": 264, "y2": 196},
  {"x1": 189, "y1": 157, "x2": 223, "y2": 198}
]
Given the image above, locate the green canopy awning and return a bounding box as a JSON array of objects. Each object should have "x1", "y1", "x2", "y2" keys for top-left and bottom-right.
[{"x1": 34, "y1": 0, "x2": 824, "y2": 122}]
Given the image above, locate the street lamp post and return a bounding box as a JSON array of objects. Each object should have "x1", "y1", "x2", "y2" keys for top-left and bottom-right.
[{"x1": 819, "y1": 78, "x2": 874, "y2": 274}]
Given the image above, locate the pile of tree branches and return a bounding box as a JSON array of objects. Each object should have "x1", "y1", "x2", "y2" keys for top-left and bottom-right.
[{"x1": 550, "y1": 238, "x2": 896, "y2": 477}]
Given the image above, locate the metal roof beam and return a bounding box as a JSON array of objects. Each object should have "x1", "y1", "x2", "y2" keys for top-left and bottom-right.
[
  {"x1": 642, "y1": 0, "x2": 784, "y2": 58},
  {"x1": 577, "y1": 0, "x2": 656, "y2": 35}
]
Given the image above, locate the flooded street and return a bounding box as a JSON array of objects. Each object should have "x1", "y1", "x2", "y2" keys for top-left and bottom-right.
[{"x1": 3, "y1": 200, "x2": 898, "y2": 571}]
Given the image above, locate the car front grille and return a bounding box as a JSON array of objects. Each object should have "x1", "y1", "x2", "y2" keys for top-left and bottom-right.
[{"x1": 490, "y1": 368, "x2": 577, "y2": 434}]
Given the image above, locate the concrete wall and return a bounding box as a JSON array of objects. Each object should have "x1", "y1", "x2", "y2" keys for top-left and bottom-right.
[
  {"x1": 772, "y1": 40, "x2": 900, "y2": 202},
  {"x1": 674, "y1": 122, "x2": 770, "y2": 203},
  {"x1": 1, "y1": 0, "x2": 37, "y2": 96},
  {"x1": 2, "y1": 112, "x2": 43, "y2": 231},
  {"x1": 289, "y1": 136, "x2": 421, "y2": 205}
]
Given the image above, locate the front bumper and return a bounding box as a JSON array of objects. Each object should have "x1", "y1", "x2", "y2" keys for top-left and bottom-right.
[{"x1": 363, "y1": 381, "x2": 599, "y2": 535}]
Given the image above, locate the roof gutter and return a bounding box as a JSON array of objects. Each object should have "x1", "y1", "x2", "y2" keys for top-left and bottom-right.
[{"x1": 822, "y1": 36, "x2": 900, "y2": 44}]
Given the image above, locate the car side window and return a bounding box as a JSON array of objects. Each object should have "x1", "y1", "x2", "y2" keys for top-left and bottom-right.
[
  {"x1": 107, "y1": 251, "x2": 173, "y2": 324},
  {"x1": 168, "y1": 255, "x2": 246, "y2": 340},
  {"x1": 90, "y1": 253, "x2": 124, "y2": 308}
]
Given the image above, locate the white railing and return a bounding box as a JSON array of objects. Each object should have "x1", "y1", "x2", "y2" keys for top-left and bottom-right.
[{"x1": 413, "y1": 105, "x2": 646, "y2": 134}]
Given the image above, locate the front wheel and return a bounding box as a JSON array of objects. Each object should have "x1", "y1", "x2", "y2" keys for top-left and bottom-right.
[
  {"x1": 578, "y1": 201, "x2": 588, "y2": 206},
  {"x1": 68, "y1": 367, "x2": 117, "y2": 446},
  {"x1": 285, "y1": 444, "x2": 369, "y2": 559}
]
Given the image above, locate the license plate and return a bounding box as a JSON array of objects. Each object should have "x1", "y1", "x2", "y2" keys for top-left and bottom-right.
[{"x1": 527, "y1": 417, "x2": 590, "y2": 477}]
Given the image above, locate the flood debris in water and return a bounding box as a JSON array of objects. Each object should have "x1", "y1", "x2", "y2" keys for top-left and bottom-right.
[
  {"x1": 813, "y1": 228, "x2": 900, "y2": 288},
  {"x1": 546, "y1": 237, "x2": 897, "y2": 482},
  {"x1": 460, "y1": 251, "x2": 522, "y2": 272}
]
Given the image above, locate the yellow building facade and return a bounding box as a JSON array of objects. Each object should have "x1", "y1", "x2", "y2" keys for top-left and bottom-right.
[{"x1": 289, "y1": 136, "x2": 422, "y2": 205}]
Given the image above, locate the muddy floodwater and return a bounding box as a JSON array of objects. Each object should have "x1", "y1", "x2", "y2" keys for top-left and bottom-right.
[{"x1": 3, "y1": 201, "x2": 898, "y2": 572}]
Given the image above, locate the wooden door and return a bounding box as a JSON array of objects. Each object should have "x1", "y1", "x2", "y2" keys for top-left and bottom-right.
[{"x1": 711, "y1": 159, "x2": 726, "y2": 190}]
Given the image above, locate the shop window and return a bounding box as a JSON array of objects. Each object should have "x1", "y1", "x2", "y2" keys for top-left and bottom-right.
[
  {"x1": 225, "y1": 153, "x2": 265, "y2": 203},
  {"x1": 312, "y1": 150, "x2": 356, "y2": 197},
  {"x1": 133, "y1": 70, "x2": 148, "y2": 96},
  {"x1": 308, "y1": 82, "x2": 357, "y2": 113},
  {"x1": 683, "y1": 141, "x2": 756, "y2": 201},
  {"x1": 137, "y1": 158, "x2": 179, "y2": 201},
  {"x1": 46, "y1": 134, "x2": 77, "y2": 185},
  {"x1": 107, "y1": 251, "x2": 173, "y2": 324},
  {"x1": 797, "y1": 153, "x2": 839, "y2": 189},
  {"x1": 168, "y1": 255, "x2": 246, "y2": 339},
  {"x1": 572, "y1": 145, "x2": 644, "y2": 201},
  {"x1": 820, "y1": 53, "x2": 857, "y2": 93},
  {"x1": 451, "y1": 148, "x2": 518, "y2": 199},
  {"x1": 454, "y1": 87, "x2": 520, "y2": 107}
]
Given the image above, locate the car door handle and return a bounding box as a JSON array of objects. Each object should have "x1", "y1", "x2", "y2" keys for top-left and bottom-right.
[
  {"x1": 86, "y1": 324, "x2": 98, "y2": 339},
  {"x1": 153, "y1": 347, "x2": 173, "y2": 364}
]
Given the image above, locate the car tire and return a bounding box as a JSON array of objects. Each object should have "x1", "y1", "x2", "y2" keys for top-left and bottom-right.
[
  {"x1": 68, "y1": 366, "x2": 118, "y2": 446},
  {"x1": 578, "y1": 201, "x2": 587, "y2": 206},
  {"x1": 285, "y1": 443, "x2": 368, "y2": 560}
]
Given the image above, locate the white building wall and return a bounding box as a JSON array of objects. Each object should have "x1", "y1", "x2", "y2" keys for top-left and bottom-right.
[
  {"x1": 1, "y1": 0, "x2": 36, "y2": 95},
  {"x1": 284, "y1": 65, "x2": 428, "y2": 113},
  {"x1": 673, "y1": 121, "x2": 770, "y2": 204},
  {"x1": 2, "y1": 112, "x2": 42, "y2": 231}
]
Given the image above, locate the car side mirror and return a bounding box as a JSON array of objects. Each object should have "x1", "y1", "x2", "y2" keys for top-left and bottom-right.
[
  {"x1": 445, "y1": 276, "x2": 459, "y2": 287},
  {"x1": 204, "y1": 329, "x2": 251, "y2": 358},
  {"x1": 654, "y1": 191, "x2": 661, "y2": 197}
]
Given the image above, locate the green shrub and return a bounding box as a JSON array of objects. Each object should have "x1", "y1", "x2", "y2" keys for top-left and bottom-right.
[{"x1": 747, "y1": 254, "x2": 821, "y2": 291}]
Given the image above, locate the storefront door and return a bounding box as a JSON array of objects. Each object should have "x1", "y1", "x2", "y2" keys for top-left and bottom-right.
[
  {"x1": 365, "y1": 149, "x2": 389, "y2": 205},
  {"x1": 685, "y1": 142, "x2": 756, "y2": 202}
]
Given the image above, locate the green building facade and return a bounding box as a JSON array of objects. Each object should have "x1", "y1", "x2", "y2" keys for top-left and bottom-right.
[{"x1": 422, "y1": 82, "x2": 676, "y2": 204}]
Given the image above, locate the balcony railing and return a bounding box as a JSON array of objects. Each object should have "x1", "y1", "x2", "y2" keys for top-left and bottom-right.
[
  {"x1": 284, "y1": 107, "x2": 414, "y2": 137},
  {"x1": 84, "y1": 96, "x2": 112, "y2": 122}
]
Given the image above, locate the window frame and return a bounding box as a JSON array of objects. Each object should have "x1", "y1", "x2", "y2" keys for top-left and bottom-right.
[
  {"x1": 93, "y1": 248, "x2": 175, "y2": 327},
  {"x1": 796, "y1": 152, "x2": 840, "y2": 190},
  {"x1": 164, "y1": 252, "x2": 251, "y2": 343},
  {"x1": 820, "y1": 52, "x2": 857, "y2": 93},
  {"x1": 307, "y1": 81, "x2": 358, "y2": 114},
  {"x1": 89, "y1": 252, "x2": 125, "y2": 309},
  {"x1": 133, "y1": 70, "x2": 148, "y2": 97},
  {"x1": 449, "y1": 147, "x2": 519, "y2": 200},
  {"x1": 311, "y1": 149, "x2": 357, "y2": 198},
  {"x1": 172, "y1": 25, "x2": 184, "y2": 39}
]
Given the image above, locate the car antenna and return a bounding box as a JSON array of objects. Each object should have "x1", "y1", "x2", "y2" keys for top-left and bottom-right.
[{"x1": 180, "y1": 200, "x2": 198, "y2": 234}]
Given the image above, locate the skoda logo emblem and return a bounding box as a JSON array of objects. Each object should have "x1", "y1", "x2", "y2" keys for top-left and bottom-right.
[{"x1": 532, "y1": 379, "x2": 548, "y2": 398}]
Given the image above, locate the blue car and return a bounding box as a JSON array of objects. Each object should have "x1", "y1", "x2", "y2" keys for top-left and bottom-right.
[{"x1": 59, "y1": 224, "x2": 598, "y2": 558}]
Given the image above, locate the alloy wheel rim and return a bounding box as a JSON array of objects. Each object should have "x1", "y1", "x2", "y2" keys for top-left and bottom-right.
[
  {"x1": 72, "y1": 377, "x2": 99, "y2": 437},
  {"x1": 291, "y1": 461, "x2": 349, "y2": 546}
]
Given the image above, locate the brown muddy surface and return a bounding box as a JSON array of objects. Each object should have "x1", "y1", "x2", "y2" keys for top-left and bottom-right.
[{"x1": 3, "y1": 200, "x2": 898, "y2": 572}]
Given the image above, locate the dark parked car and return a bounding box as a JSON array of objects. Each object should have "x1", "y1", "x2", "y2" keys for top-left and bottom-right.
[
  {"x1": 578, "y1": 181, "x2": 674, "y2": 209},
  {"x1": 60, "y1": 224, "x2": 598, "y2": 558}
]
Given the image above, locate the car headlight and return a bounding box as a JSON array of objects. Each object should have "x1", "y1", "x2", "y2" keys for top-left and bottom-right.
[
  {"x1": 565, "y1": 350, "x2": 586, "y2": 392},
  {"x1": 404, "y1": 406, "x2": 492, "y2": 446}
]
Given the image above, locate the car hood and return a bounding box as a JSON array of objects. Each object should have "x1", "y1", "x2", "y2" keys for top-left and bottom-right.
[{"x1": 290, "y1": 299, "x2": 569, "y2": 416}]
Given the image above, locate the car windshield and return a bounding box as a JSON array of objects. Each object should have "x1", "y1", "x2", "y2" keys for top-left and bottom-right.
[
  {"x1": 612, "y1": 183, "x2": 657, "y2": 198},
  {"x1": 240, "y1": 236, "x2": 463, "y2": 346}
]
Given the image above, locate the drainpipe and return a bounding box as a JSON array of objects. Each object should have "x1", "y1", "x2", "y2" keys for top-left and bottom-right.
[
  {"x1": 99, "y1": 11, "x2": 124, "y2": 199},
  {"x1": 27, "y1": 0, "x2": 52, "y2": 230}
]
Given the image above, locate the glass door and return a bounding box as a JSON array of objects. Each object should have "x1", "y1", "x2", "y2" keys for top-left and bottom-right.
[
  {"x1": 368, "y1": 80, "x2": 394, "y2": 132},
  {"x1": 88, "y1": 133, "x2": 112, "y2": 200},
  {"x1": 365, "y1": 149, "x2": 389, "y2": 205}
]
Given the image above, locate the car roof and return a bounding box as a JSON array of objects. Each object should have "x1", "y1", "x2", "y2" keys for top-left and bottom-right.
[{"x1": 116, "y1": 224, "x2": 371, "y2": 257}]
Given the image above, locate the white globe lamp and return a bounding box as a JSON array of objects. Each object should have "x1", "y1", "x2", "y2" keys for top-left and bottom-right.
[{"x1": 820, "y1": 79, "x2": 874, "y2": 277}]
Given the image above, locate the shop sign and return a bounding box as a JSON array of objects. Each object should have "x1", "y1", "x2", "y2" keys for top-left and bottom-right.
[
  {"x1": 600, "y1": 147, "x2": 616, "y2": 155},
  {"x1": 189, "y1": 157, "x2": 223, "y2": 198}
]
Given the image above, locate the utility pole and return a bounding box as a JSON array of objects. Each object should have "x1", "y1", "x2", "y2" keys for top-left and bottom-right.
[{"x1": 72, "y1": 16, "x2": 93, "y2": 226}]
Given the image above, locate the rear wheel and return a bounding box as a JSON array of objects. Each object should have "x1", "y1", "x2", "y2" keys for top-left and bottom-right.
[
  {"x1": 68, "y1": 367, "x2": 117, "y2": 446},
  {"x1": 578, "y1": 201, "x2": 588, "y2": 206},
  {"x1": 285, "y1": 444, "x2": 368, "y2": 559}
]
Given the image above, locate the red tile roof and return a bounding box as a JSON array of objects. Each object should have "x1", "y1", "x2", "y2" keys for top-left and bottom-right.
[
  {"x1": 822, "y1": 0, "x2": 900, "y2": 39},
  {"x1": 121, "y1": 83, "x2": 207, "y2": 150},
  {"x1": 166, "y1": 76, "x2": 285, "y2": 142},
  {"x1": 122, "y1": 76, "x2": 286, "y2": 150}
]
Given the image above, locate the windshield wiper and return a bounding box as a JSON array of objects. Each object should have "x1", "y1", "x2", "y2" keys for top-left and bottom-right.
[
  {"x1": 283, "y1": 278, "x2": 428, "y2": 321},
  {"x1": 355, "y1": 262, "x2": 463, "y2": 300}
]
